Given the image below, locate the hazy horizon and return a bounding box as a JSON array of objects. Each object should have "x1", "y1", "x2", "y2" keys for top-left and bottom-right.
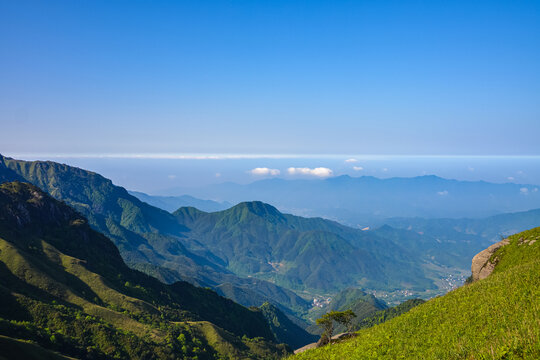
[{"x1": 4, "y1": 153, "x2": 540, "y2": 194}]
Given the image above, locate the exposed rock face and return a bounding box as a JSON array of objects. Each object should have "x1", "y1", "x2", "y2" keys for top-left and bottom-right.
[{"x1": 471, "y1": 238, "x2": 510, "y2": 281}]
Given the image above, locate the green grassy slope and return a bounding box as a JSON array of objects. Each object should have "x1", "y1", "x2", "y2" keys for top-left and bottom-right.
[
  {"x1": 292, "y1": 227, "x2": 540, "y2": 359},
  {"x1": 0, "y1": 182, "x2": 288, "y2": 359},
  {"x1": 354, "y1": 298, "x2": 425, "y2": 330}
]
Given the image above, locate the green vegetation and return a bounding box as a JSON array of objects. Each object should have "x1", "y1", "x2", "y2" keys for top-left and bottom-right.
[
  {"x1": 0, "y1": 182, "x2": 289, "y2": 359},
  {"x1": 307, "y1": 288, "x2": 386, "y2": 334},
  {"x1": 174, "y1": 201, "x2": 433, "y2": 292},
  {"x1": 332, "y1": 310, "x2": 356, "y2": 333},
  {"x1": 384, "y1": 208, "x2": 540, "y2": 269},
  {"x1": 315, "y1": 310, "x2": 357, "y2": 345},
  {"x1": 2, "y1": 155, "x2": 472, "y2": 308},
  {"x1": 354, "y1": 298, "x2": 425, "y2": 330},
  {"x1": 0, "y1": 335, "x2": 74, "y2": 360},
  {"x1": 259, "y1": 302, "x2": 317, "y2": 349},
  {"x1": 0, "y1": 154, "x2": 311, "y2": 315},
  {"x1": 292, "y1": 227, "x2": 540, "y2": 359}
]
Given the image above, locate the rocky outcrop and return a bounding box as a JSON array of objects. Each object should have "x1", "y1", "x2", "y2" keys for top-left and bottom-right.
[
  {"x1": 294, "y1": 342, "x2": 317, "y2": 354},
  {"x1": 471, "y1": 238, "x2": 510, "y2": 281},
  {"x1": 294, "y1": 332, "x2": 356, "y2": 354}
]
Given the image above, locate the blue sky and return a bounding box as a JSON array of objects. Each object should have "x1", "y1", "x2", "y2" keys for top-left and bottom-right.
[{"x1": 1, "y1": 0, "x2": 539, "y2": 156}]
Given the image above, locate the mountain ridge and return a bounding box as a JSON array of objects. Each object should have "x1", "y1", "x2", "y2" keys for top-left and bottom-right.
[
  {"x1": 0, "y1": 181, "x2": 289, "y2": 359},
  {"x1": 172, "y1": 199, "x2": 434, "y2": 292},
  {"x1": 0, "y1": 155, "x2": 312, "y2": 316},
  {"x1": 168, "y1": 174, "x2": 540, "y2": 224}
]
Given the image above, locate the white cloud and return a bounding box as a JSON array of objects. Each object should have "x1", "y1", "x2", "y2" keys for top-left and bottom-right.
[
  {"x1": 520, "y1": 187, "x2": 529, "y2": 194},
  {"x1": 215, "y1": 172, "x2": 221, "y2": 177},
  {"x1": 382, "y1": 168, "x2": 388, "y2": 172},
  {"x1": 534, "y1": 188, "x2": 539, "y2": 192},
  {"x1": 250, "y1": 167, "x2": 280, "y2": 176},
  {"x1": 167, "y1": 174, "x2": 177, "y2": 180},
  {"x1": 345, "y1": 158, "x2": 358, "y2": 163},
  {"x1": 287, "y1": 167, "x2": 333, "y2": 177},
  {"x1": 353, "y1": 166, "x2": 364, "y2": 171},
  {"x1": 468, "y1": 166, "x2": 475, "y2": 172},
  {"x1": 507, "y1": 177, "x2": 515, "y2": 181},
  {"x1": 437, "y1": 190, "x2": 449, "y2": 196}
]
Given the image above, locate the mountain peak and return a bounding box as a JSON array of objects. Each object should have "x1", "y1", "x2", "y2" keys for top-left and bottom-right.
[{"x1": 231, "y1": 201, "x2": 282, "y2": 218}]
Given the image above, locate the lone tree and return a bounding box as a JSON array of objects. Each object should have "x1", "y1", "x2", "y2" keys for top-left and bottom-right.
[
  {"x1": 316, "y1": 310, "x2": 357, "y2": 346},
  {"x1": 316, "y1": 312, "x2": 335, "y2": 346},
  {"x1": 334, "y1": 309, "x2": 357, "y2": 333}
]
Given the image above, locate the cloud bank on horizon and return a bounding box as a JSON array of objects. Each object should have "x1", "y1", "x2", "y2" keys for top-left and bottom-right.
[
  {"x1": 249, "y1": 166, "x2": 335, "y2": 178},
  {"x1": 287, "y1": 167, "x2": 334, "y2": 178},
  {"x1": 250, "y1": 167, "x2": 281, "y2": 176}
]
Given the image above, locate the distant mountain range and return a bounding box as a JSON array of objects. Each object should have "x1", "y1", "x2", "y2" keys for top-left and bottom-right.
[
  {"x1": 129, "y1": 191, "x2": 232, "y2": 213},
  {"x1": 384, "y1": 208, "x2": 540, "y2": 243},
  {"x1": 3, "y1": 155, "x2": 538, "y2": 298},
  {"x1": 0, "y1": 155, "x2": 440, "y2": 298},
  {"x1": 165, "y1": 175, "x2": 540, "y2": 226}
]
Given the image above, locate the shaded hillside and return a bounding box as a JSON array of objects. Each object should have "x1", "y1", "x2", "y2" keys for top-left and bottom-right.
[
  {"x1": 292, "y1": 227, "x2": 540, "y2": 359},
  {"x1": 0, "y1": 335, "x2": 73, "y2": 360},
  {"x1": 0, "y1": 155, "x2": 310, "y2": 315},
  {"x1": 259, "y1": 303, "x2": 318, "y2": 349},
  {"x1": 174, "y1": 202, "x2": 434, "y2": 292},
  {"x1": 0, "y1": 182, "x2": 288, "y2": 359}
]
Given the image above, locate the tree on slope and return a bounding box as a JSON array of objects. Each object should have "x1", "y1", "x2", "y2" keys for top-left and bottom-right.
[{"x1": 316, "y1": 310, "x2": 357, "y2": 346}]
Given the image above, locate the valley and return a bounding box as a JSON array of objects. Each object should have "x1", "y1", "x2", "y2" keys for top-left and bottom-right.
[{"x1": 0, "y1": 154, "x2": 539, "y2": 358}]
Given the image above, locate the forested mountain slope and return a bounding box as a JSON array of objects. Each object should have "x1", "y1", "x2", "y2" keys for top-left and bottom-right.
[
  {"x1": 0, "y1": 154, "x2": 310, "y2": 315},
  {"x1": 2, "y1": 155, "x2": 490, "y2": 314},
  {"x1": 0, "y1": 182, "x2": 288, "y2": 359},
  {"x1": 0, "y1": 155, "x2": 438, "y2": 296},
  {"x1": 174, "y1": 201, "x2": 433, "y2": 291},
  {"x1": 305, "y1": 288, "x2": 387, "y2": 335}
]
